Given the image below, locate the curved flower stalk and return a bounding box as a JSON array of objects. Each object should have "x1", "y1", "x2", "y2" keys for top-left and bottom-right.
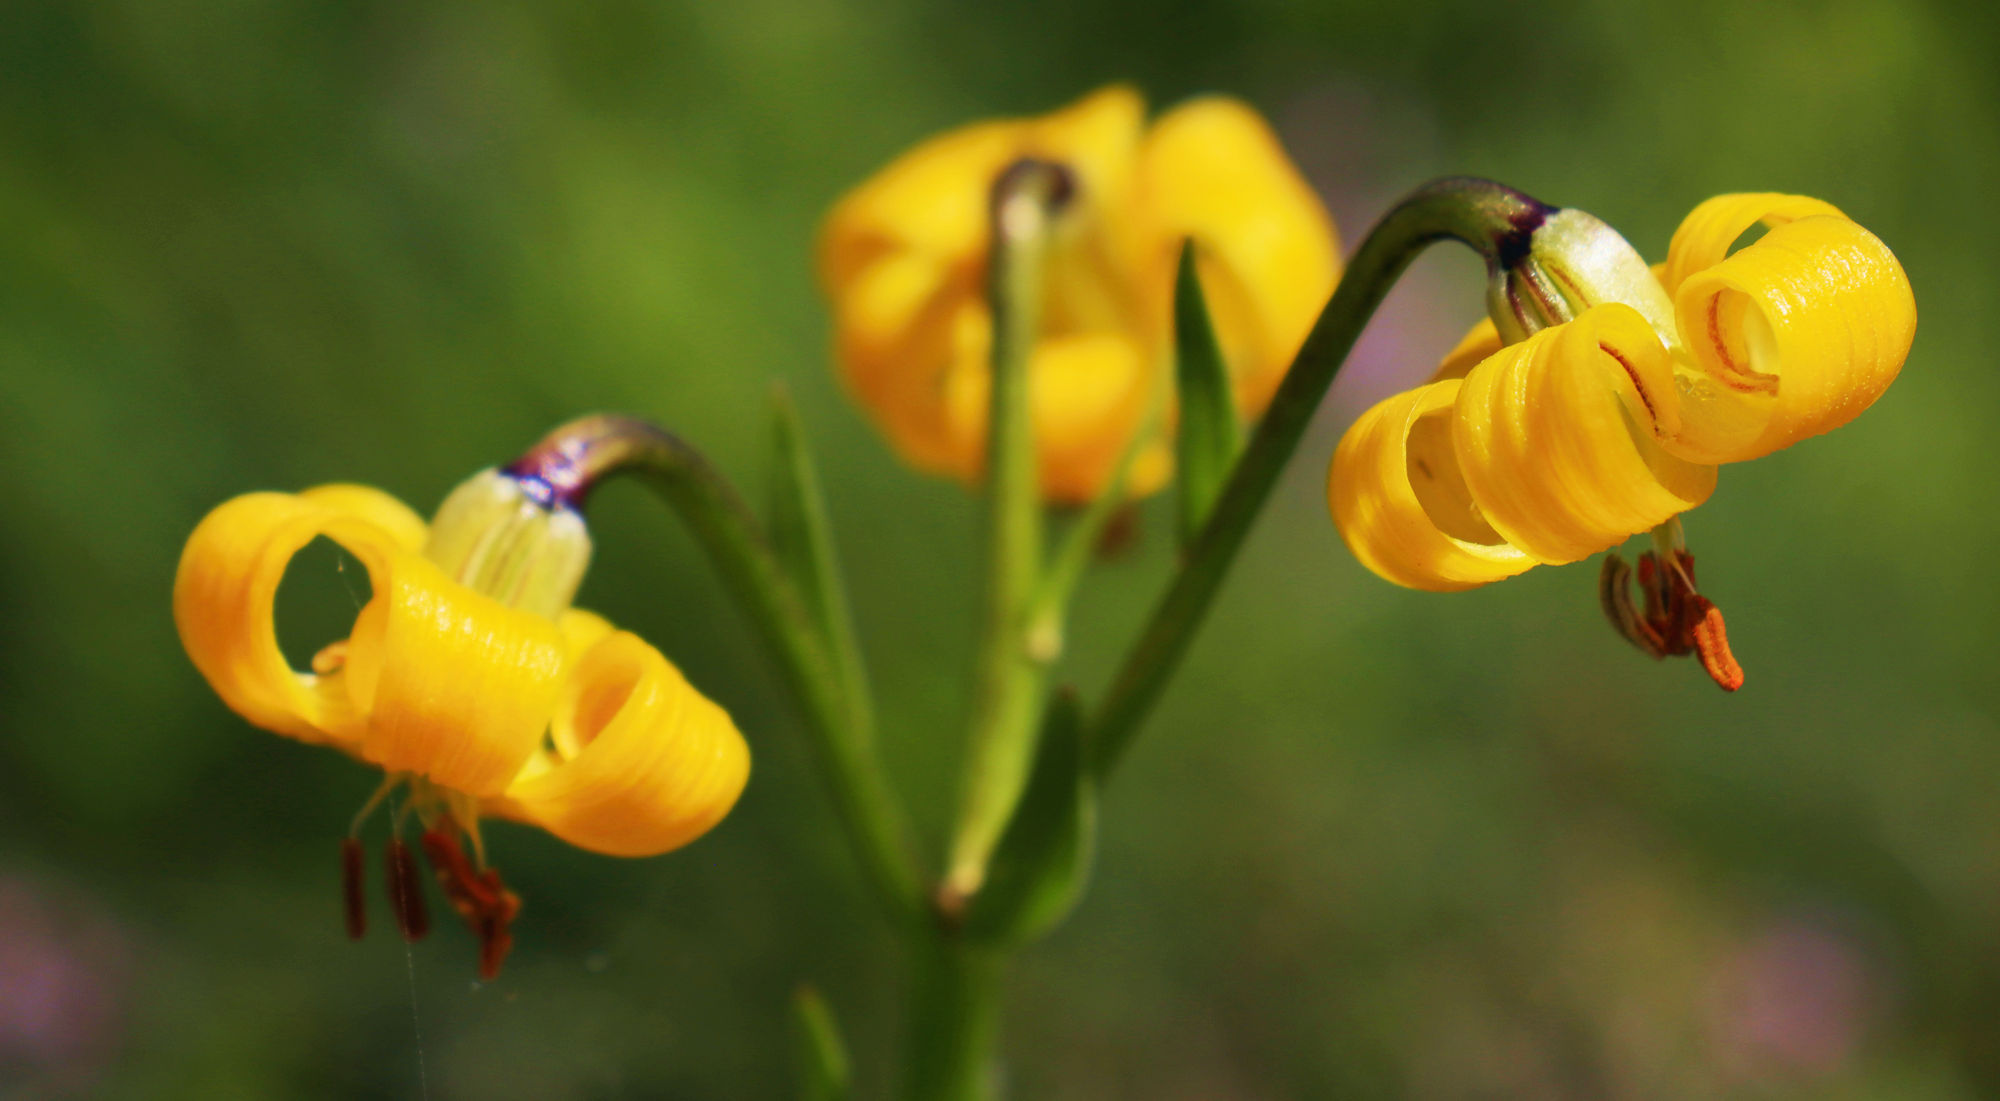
[
  {"x1": 1329, "y1": 194, "x2": 1915, "y2": 686},
  {"x1": 174, "y1": 467, "x2": 750, "y2": 976},
  {"x1": 819, "y1": 85, "x2": 1340, "y2": 502}
]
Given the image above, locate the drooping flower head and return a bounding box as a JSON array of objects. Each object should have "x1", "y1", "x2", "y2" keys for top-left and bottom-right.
[
  {"x1": 820, "y1": 85, "x2": 1341, "y2": 502},
  {"x1": 175, "y1": 456, "x2": 750, "y2": 976},
  {"x1": 1329, "y1": 193, "x2": 1916, "y2": 687}
]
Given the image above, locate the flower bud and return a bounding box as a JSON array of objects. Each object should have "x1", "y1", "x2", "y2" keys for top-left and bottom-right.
[
  {"x1": 1488, "y1": 208, "x2": 1679, "y2": 344},
  {"x1": 422, "y1": 469, "x2": 592, "y2": 620}
]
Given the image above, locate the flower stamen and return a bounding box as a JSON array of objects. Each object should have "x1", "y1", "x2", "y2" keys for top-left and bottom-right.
[
  {"x1": 385, "y1": 837, "x2": 430, "y2": 942},
  {"x1": 1688, "y1": 595, "x2": 1744, "y2": 692},
  {"x1": 1599, "y1": 521, "x2": 1745, "y2": 692},
  {"x1": 421, "y1": 827, "x2": 521, "y2": 981}
]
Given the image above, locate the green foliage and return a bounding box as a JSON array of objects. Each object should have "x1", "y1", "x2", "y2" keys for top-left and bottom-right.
[
  {"x1": 769, "y1": 384, "x2": 874, "y2": 734},
  {"x1": 962, "y1": 691, "x2": 1096, "y2": 946},
  {"x1": 789, "y1": 986, "x2": 852, "y2": 1101},
  {"x1": 1171, "y1": 239, "x2": 1240, "y2": 544}
]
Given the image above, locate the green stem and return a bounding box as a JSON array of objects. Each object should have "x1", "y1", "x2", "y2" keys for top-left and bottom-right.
[
  {"x1": 1022, "y1": 401, "x2": 1157, "y2": 666},
  {"x1": 1085, "y1": 177, "x2": 1552, "y2": 779},
  {"x1": 946, "y1": 160, "x2": 1071, "y2": 897},
  {"x1": 507, "y1": 415, "x2": 927, "y2": 928},
  {"x1": 903, "y1": 940, "x2": 1003, "y2": 1101}
]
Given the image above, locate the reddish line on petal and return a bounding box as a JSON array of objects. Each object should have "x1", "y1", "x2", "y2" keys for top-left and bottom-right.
[{"x1": 1599, "y1": 343, "x2": 1661, "y2": 429}]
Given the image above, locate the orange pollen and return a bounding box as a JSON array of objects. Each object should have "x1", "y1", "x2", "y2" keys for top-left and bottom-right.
[
  {"x1": 1687, "y1": 596, "x2": 1744, "y2": 692},
  {"x1": 311, "y1": 640, "x2": 349, "y2": 676},
  {"x1": 1599, "y1": 547, "x2": 1747, "y2": 692}
]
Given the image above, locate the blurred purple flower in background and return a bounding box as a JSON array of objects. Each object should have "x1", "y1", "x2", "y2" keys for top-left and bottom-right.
[
  {"x1": 0, "y1": 875, "x2": 130, "y2": 1094},
  {"x1": 1711, "y1": 913, "x2": 1877, "y2": 1084}
]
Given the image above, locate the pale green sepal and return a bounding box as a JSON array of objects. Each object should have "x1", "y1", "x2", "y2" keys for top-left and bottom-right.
[
  {"x1": 1489, "y1": 208, "x2": 1679, "y2": 344},
  {"x1": 422, "y1": 468, "x2": 591, "y2": 619}
]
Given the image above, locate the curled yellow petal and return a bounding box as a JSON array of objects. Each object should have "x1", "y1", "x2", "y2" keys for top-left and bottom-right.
[
  {"x1": 1138, "y1": 96, "x2": 1341, "y2": 414},
  {"x1": 1453, "y1": 305, "x2": 1718, "y2": 563},
  {"x1": 174, "y1": 487, "x2": 424, "y2": 746},
  {"x1": 339, "y1": 552, "x2": 569, "y2": 797},
  {"x1": 502, "y1": 631, "x2": 750, "y2": 858},
  {"x1": 1328, "y1": 380, "x2": 1533, "y2": 591},
  {"x1": 557, "y1": 607, "x2": 617, "y2": 659},
  {"x1": 1668, "y1": 214, "x2": 1916, "y2": 463},
  {"x1": 1658, "y1": 193, "x2": 1846, "y2": 294},
  {"x1": 1024, "y1": 85, "x2": 1145, "y2": 183},
  {"x1": 1430, "y1": 318, "x2": 1503, "y2": 383},
  {"x1": 818, "y1": 120, "x2": 1021, "y2": 293},
  {"x1": 817, "y1": 85, "x2": 1143, "y2": 297},
  {"x1": 820, "y1": 87, "x2": 1332, "y2": 504},
  {"x1": 832, "y1": 260, "x2": 973, "y2": 475}
]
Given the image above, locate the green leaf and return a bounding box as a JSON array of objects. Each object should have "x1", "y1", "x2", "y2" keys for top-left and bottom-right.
[
  {"x1": 963, "y1": 689, "x2": 1096, "y2": 945},
  {"x1": 789, "y1": 985, "x2": 852, "y2": 1101},
  {"x1": 1172, "y1": 239, "x2": 1240, "y2": 545},
  {"x1": 768, "y1": 384, "x2": 874, "y2": 735}
]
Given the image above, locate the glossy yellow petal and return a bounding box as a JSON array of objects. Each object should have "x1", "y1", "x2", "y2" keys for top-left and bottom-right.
[
  {"x1": 1328, "y1": 380, "x2": 1533, "y2": 591},
  {"x1": 557, "y1": 608, "x2": 617, "y2": 659},
  {"x1": 1658, "y1": 193, "x2": 1846, "y2": 294},
  {"x1": 1668, "y1": 214, "x2": 1915, "y2": 464},
  {"x1": 818, "y1": 85, "x2": 1144, "y2": 298},
  {"x1": 296, "y1": 484, "x2": 430, "y2": 552},
  {"x1": 339, "y1": 552, "x2": 569, "y2": 797},
  {"x1": 1023, "y1": 85, "x2": 1145, "y2": 194},
  {"x1": 1453, "y1": 305, "x2": 1718, "y2": 563},
  {"x1": 833, "y1": 262, "x2": 977, "y2": 476},
  {"x1": 174, "y1": 487, "x2": 423, "y2": 746},
  {"x1": 503, "y1": 631, "x2": 750, "y2": 858},
  {"x1": 818, "y1": 119, "x2": 1022, "y2": 293},
  {"x1": 944, "y1": 329, "x2": 1158, "y2": 503},
  {"x1": 821, "y1": 87, "x2": 1154, "y2": 501},
  {"x1": 1430, "y1": 318, "x2": 1503, "y2": 382},
  {"x1": 1138, "y1": 96, "x2": 1340, "y2": 414},
  {"x1": 1028, "y1": 87, "x2": 1150, "y2": 342}
]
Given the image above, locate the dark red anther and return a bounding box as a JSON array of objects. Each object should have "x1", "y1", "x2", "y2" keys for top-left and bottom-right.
[
  {"x1": 341, "y1": 838, "x2": 367, "y2": 940},
  {"x1": 420, "y1": 826, "x2": 522, "y2": 980},
  {"x1": 1599, "y1": 547, "x2": 1745, "y2": 692},
  {"x1": 386, "y1": 838, "x2": 430, "y2": 942},
  {"x1": 1599, "y1": 554, "x2": 1665, "y2": 657},
  {"x1": 472, "y1": 869, "x2": 522, "y2": 981},
  {"x1": 1094, "y1": 502, "x2": 1141, "y2": 560}
]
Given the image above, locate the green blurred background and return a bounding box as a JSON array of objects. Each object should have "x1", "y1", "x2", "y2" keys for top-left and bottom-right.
[{"x1": 4, "y1": 0, "x2": 1998, "y2": 1096}]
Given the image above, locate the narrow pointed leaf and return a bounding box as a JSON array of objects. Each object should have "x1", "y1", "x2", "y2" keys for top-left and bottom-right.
[
  {"x1": 963, "y1": 689, "x2": 1096, "y2": 945},
  {"x1": 769, "y1": 385, "x2": 873, "y2": 735},
  {"x1": 789, "y1": 985, "x2": 852, "y2": 1101},
  {"x1": 1173, "y1": 239, "x2": 1240, "y2": 544}
]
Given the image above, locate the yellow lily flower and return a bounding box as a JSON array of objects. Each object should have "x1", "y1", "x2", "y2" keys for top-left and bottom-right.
[
  {"x1": 174, "y1": 470, "x2": 750, "y2": 975},
  {"x1": 1329, "y1": 194, "x2": 1915, "y2": 685},
  {"x1": 819, "y1": 85, "x2": 1340, "y2": 503}
]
